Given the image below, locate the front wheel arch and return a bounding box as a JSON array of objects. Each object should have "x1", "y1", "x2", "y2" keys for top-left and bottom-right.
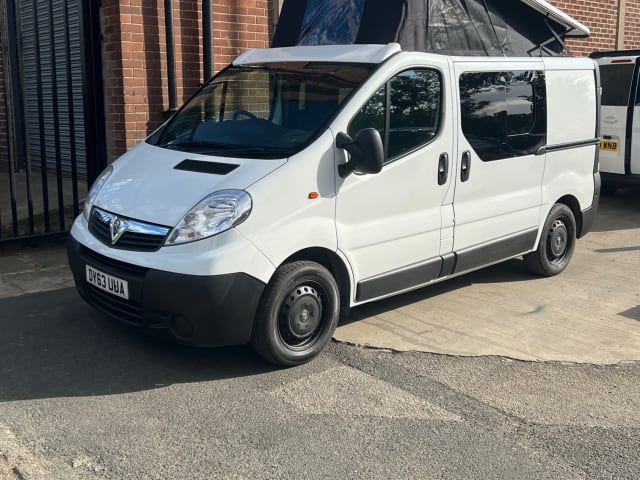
[{"x1": 282, "y1": 247, "x2": 352, "y2": 315}]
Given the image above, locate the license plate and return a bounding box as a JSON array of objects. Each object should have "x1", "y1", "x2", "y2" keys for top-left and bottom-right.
[
  {"x1": 600, "y1": 140, "x2": 619, "y2": 152},
  {"x1": 85, "y1": 264, "x2": 129, "y2": 300}
]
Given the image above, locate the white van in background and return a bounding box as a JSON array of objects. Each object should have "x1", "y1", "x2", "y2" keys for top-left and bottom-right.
[
  {"x1": 67, "y1": 44, "x2": 601, "y2": 366},
  {"x1": 591, "y1": 50, "x2": 640, "y2": 195}
]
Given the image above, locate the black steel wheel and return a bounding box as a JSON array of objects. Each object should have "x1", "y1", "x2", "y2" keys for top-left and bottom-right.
[
  {"x1": 524, "y1": 203, "x2": 576, "y2": 277},
  {"x1": 250, "y1": 261, "x2": 340, "y2": 367}
]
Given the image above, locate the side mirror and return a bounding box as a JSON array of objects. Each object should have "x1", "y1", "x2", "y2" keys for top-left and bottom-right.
[{"x1": 336, "y1": 128, "x2": 384, "y2": 178}]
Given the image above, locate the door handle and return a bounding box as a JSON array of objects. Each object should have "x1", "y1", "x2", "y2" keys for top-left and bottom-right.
[
  {"x1": 461, "y1": 150, "x2": 471, "y2": 182},
  {"x1": 438, "y1": 153, "x2": 449, "y2": 185}
]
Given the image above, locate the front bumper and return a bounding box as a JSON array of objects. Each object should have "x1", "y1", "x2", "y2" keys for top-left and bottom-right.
[{"x1": 67, "y1": 237, "x2": 265, "y2": 346}]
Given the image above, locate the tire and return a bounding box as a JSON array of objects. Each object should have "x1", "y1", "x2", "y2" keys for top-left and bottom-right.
[
  {"x1": 524, "y1": 203, "x2": 576, "y2": 277},
  {"x1": 250, "y1": 261, "x2": 340, "y2": 367}
]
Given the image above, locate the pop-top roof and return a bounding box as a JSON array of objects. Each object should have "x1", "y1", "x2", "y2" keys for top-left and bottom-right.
[
  {"x1": 521, "y1": 0, "x2": 589, "y2": 37},
  {"x1": 272, "y1": 0, "x2": 591, "y2": 57}
]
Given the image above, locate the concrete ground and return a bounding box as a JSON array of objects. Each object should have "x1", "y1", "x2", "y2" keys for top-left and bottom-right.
[
  {"x1": 335, "y1": 189, "x2": 640, "y2": 364},
  {"x1": 0, "y1": 189, "x2": 639, "y2": 365}
]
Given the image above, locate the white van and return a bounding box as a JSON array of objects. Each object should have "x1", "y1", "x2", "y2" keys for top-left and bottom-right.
[
  {"x1": 591, "y1": 50, "x2": 640, "y2": 195},
  {"x1": 68, "y1": 44, "x2": 600, "y2": 366}
]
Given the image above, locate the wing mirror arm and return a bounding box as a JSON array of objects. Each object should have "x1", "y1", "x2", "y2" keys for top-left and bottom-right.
[
  {"x1": 336, "y1": 129, "x2": 384, "y2": 179},
  {"x1": 336, "y1": 133, "x2": 360, "y2": 178}
]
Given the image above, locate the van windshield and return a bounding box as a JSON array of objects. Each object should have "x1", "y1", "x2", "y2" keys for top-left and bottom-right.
[{"x1": 151, "y1": 62, "x2": 375, "y2": 158}]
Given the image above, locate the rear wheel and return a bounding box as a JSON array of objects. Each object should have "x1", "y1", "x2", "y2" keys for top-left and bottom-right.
[
  {"x1": 524, "y1": 203, "x2": 576, "y2": 277},
  {"x1": 251, "y1": 261, "x2": 340, "y2": 367}
]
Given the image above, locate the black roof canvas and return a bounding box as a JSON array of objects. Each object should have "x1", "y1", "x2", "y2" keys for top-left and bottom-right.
[{"x1": 272, "y1": 0, "x2": 589, "y2": 57}]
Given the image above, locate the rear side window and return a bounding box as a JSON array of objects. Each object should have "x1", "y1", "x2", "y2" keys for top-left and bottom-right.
[
  {"x1": 599, "y1": 63, "x2": 636, "y2": 107},
  {"x1": 460, "y1": 71, "x2": 546, "y2": 162}
]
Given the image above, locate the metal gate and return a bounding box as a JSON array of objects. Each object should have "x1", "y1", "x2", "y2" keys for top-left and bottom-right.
[{"x1": 0, "y1": 0, "x2": 105, "y2": 242}]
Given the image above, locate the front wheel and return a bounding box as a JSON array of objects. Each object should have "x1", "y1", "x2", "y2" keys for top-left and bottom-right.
[
  {"x1": 250, "y1": 261, "x2": 340, "y2": 367},
  {"x1": 524, "y1": 203, "x2": 576, "y2": 277}
]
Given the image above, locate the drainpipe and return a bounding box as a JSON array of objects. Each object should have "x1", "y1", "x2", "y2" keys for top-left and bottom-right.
[
  {"x1": 164, "y1": 0, "x2": 178, "y2": 115},
  {"x1": 616, "y1": 0, "x2": 626, "y2": 50},
  {"x1": 273, "y1": 0, "x2": 283, "y2": 35},
  {"x1": 203, "y1": 0, "x2": 213, "y2": 81}
]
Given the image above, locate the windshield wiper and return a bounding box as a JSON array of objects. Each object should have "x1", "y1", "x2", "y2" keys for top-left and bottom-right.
[
  {"x1": 161, "y1": 140, "x2": 294, "y2": 158},
  {"x1": 161, "y1": 139, "x2": 236, "y2": 150},
  {"x1": 225, "y1": 146, "x2": 295, "y2": 156}
]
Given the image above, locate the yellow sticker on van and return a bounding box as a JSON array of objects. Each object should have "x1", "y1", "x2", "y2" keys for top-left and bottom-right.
[{"x1": 600, "y1": 140, "x2": 619, "y2": 152}]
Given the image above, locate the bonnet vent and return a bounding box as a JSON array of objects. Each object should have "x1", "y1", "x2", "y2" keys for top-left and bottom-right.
[{"x1": 174, "y1": 160, "x2": 239, "y2": 175}]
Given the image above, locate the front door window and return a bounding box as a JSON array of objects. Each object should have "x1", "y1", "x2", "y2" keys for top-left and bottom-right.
[{"x1": 349, "y1": 69, "x2": 442, "y2": 164}]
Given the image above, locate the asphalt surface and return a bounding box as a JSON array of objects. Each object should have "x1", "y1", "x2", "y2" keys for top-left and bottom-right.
[
  {"x1": 0, "y1": 295, "x2": 638, "y2": 479},
  {"x1": 0, "y1": 190, "x2": 639, "y2": 479}
]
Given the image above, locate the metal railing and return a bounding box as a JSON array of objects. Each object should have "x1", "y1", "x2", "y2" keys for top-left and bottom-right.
[{"x1": 0, "y1": 0, "x2": 105, "y2": 243}]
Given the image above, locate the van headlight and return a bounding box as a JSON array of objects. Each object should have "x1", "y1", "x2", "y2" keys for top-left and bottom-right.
[
  {"x1": 83, "y1": 165, "x2": 113, "y2": 221},
  {"x1": 165, "y1": 190, "x2": 252, "y2": 245}
]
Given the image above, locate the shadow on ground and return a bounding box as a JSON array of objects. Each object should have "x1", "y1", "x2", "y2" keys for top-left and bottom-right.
[
  {"x1": 342, "y1": 257, "x2": 535, "y2": 326},
  {"x1": 0, "y1": 288, "x2": 275, "y2": 402},
  {"x1": 592, "y1": 188, "x2": 640, "y2": 232}
]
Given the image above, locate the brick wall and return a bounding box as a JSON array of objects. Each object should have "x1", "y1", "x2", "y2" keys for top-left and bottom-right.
[
  {"x1": 102, "y1": 0, "x2": 274, "y2": 161},
  {"x1": 551, "y1": 0, "x2": 637, "y2": 56},
  {"x1": 624, "y1": 2, "x2": 640, "y2": 49},
  {"x1": 214, "y1": 1, "x2": 271, "y2": 71}
]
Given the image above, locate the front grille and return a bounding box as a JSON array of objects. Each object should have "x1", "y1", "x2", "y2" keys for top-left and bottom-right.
[
  {"x1": 80, "y1": 246, "x2": 149, "y2": 278},
  {"x1": 86, "y1": 284, "x2": 144, "y2": 325},
  {"x1": 78, "y1": 246, "x2": 146, "y2": 325},
  {"x1": 89, "y1": 207, "x2": 170, "y2": 252}
]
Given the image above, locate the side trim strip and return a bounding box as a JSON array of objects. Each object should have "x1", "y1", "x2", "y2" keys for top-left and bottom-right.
[
  {"x1": 536, "y1": 138, "x2": 600, "y2": 155},
  {"x1": 454, "y1": 228, "x2": 538, "y2": 274},
  {"x1": 439, "y1": 252, "x2": 456, "y2": 277},
  {"x1": 354, "y1": 228, "x2": 539, "y2": 303},
  {"x1": 356, "y1": 257, "x2": 442, "y2": 302}
]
